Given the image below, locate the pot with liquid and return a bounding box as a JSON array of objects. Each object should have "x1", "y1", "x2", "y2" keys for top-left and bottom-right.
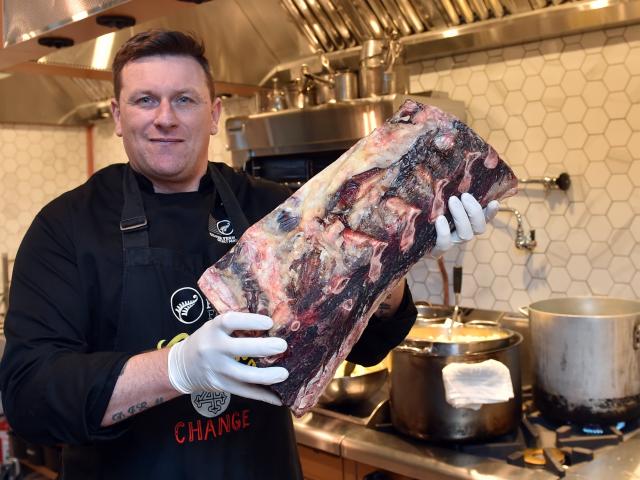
[{"x1": 390, "y1": 324, "x2": 522, "y2": 441}]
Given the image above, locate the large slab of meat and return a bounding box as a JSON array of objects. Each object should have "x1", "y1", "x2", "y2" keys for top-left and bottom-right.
[{"x1": 198, "y1": 99, "x2": 518, "y2": 416}]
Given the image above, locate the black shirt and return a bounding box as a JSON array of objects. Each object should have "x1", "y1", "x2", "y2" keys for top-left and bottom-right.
[{"x1": 0, "y1": 162, "x2": 416, "y2": 455}]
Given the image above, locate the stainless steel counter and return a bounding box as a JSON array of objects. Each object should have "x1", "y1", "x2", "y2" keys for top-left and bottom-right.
[{"x1": 293, "y1": 411, "x2": 640, "y2": 480}]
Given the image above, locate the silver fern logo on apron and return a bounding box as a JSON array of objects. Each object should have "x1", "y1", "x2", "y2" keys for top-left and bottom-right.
[
  {"x1": 170, "y1": 287, "x2": 205, "y2": 324},
  {"x1": 190, "y1": 391, "x2": 231, "y2": 418},
  {"x1": 208, "y1": 215, "x2": 237, "y2": 244}
]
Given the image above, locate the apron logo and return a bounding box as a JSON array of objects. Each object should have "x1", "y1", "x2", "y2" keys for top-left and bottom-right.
[
  {"x1": 191, "y1": 391, "x2": 231, "y2": 418},
  {"x1": 170, "y1": 287, "x2": 205, "y2": 324},
  {"x1": 208, "y1": 215, "x2": 237, "y2": 244}
]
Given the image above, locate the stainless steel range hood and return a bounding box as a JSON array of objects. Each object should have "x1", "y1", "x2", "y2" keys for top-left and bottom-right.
[
  {"x1": 0, "y1": 0, "x2": 314, "y2": 126},
  {"x1": 226, "y1": 93, "x2": 466, "y2": 165},
  {"x1": 1, "y1": 0, "x2": 640, "y2": 126}
]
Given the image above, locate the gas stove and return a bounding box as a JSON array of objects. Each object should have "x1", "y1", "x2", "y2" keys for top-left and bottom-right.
[
  {"x1": 311, "y1": 386, "x2": 640, "y2": 478},
  {"x1": 460, "y1": 391, "x2": 640, "y2": 477}
]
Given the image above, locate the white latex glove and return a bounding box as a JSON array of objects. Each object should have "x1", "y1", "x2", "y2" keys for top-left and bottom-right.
[
  {"x1": 168, "y1": 312, "x2": 289, "y2": 406},
  {"x1": 430, "y1": 193, "x2": 500, "y2": 258}
]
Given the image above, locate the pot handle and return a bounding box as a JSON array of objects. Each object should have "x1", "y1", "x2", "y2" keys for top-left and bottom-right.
[
  {"x1": 634, "y1": 322, "x2": 640, "y2": 350},
  {"x1": 518, "y1": 306, "x2": 529, "y2": 316}
]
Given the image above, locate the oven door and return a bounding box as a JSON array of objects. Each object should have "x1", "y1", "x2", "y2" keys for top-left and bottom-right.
[{"x1": 244, "y1": 149, "x2": 345, "y2": 190}]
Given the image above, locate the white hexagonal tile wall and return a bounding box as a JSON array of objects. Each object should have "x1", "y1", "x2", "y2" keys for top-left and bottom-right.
[
  {"x1": 566, "y1": 230, "x2": 590, "y2": 254},
  {"x1": 609, "y1": 202, "x2": 634, "y2": 229},
  {"x1": 586, "y1": 216, "x2": 613, "y2": 242},
  {"x1": 583, "y1": 81, "x2": 608, "y2": 107},
  {"x1": 626, "y1": 48, "x2": 640, "y2": 75},
  {"x1": 561, "y1": 70, "x2": 587, "y2": 97},
  {"x1": 607, "y1": 147, "x2": 633, "y2": 174},
  {"x1": 491, "y1": 276, "x2": 513, "y2": 301},
  {"x1": 587, "y1": 268, "x2": 614, "y2": 295},
  {"x1": 602, "y1": 38, "x2": 629, "y2": 65},
  {"x1": 546, "y1": 241, "x2": 571, "y2": 267},
  {"x1": 631, "y1": 244, "x2": 640, "y2": 270},
  {"x1": 562, "y1": 97, "x2": 587, "y2": 123},
  {"x1": 581, "y1": 53, "x2": 607, "y2": 80},
  {"x1": 567, "y1": 281, "x2": 591, "y2": 296},
  {"x1": 548, "y1": 267, "x2": 572, "y2": 292},
  {"x1": 584, "y1": 135, "x2": 609, "y2": 161},
  {"x1": 604, "y1": 92, "x2": 631, "y2": 119},
  {"x1": 631, "y1": 217, "x2": 640, "y2": 242},
  {"x1": 584, "y1": 189, "x2": 612, "y2": 215},
  {"x1": 606, "y1": 174, "x2": 634, "y2": 201},
  {"x1": 563, "y1": 124, "x2": 588, "y2": 149},
  {"x1": 609, "y1": 256, "x2": 635, "y2": 283},
  {"x1": 603, "y1": 64, "x2": 630, "y2": 91},
  {"x1": 584, "y1": 162, "x2": 611, "y2": 187},
  {"x1": 587, "y1": 242, "x2": 614, "y2": 268},
  {"x1": 584, "y1": 107, "x2": 609, "y2": 135},
  {"x1": 605, "y1": 119, "x2": 632, "y2": 147},
  {"x1": 473, "y1": 264, "x2": 495, "y2": 288}
]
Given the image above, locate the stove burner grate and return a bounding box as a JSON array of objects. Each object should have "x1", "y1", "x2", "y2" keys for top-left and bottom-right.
[{"x1": 556, "y1": 424, "x2": 623, "y2": 449}]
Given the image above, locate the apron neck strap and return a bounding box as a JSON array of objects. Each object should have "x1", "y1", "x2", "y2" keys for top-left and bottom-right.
[
  {"x1": 120, "y1": 164, "x2": 149, "y2": 249},
  {"x1": 120, "y1": 163, "x2": 251, "y2": 251},
  {"x1": 208, "y1": 163, "x2": 251, "y2": 237}
]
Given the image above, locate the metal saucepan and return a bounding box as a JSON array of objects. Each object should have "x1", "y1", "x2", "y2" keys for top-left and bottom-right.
[
  {"x1": 390, "y1": 324, "x2": 522, "y2": 442},
  {"x1": 414, "y1": 301, "x2": 454, "y2": 324},
  {"x1": 318, "y1": 361, "x2": 388, "y2": 406},
  {"x1": 525, "y1": 296, "x2": 640, "y2": 424},
  {"x1": 333, "y1": 70, "x2": 358, "y2": 101}
]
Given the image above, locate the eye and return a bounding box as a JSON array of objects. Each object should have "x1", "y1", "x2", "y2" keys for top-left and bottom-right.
[
  {"x1": 176, "y1": 95, "x2": 194, "y2": 105},
  {"x1": 135, "y1": 96, "x2": 156, "y2": 106}
]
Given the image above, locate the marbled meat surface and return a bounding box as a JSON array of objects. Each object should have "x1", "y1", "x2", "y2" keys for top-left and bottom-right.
[{"x1": 198, "y1": 99, "x2": 518, "y2": 416}]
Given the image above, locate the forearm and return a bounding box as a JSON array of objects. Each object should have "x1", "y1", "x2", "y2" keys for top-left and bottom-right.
[
  {"x1": 373, "y1": 277, "x2": 407, "y2": 318},
  {"x1": 101, "y1": 348, "x2": 181, "y2": 427}
]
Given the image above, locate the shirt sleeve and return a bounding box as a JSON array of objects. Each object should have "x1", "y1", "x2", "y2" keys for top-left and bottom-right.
[
  {"x1": 346, "y1": 282, "x2": 417, "y2": 366},
  {"x1": 0, "y1": 199, "x2": 131, "y2": 446}
]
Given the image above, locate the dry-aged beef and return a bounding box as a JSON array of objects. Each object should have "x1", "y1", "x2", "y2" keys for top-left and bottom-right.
[{"x1": 198, "y1": 99, "x2": 518, "y2": 416}]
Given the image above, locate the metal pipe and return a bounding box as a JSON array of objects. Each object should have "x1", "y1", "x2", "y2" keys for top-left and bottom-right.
[
  {"x1": 519, "y1": 172, "x2": 571, "y2": 191},
  {"x1": 497, "y1": 207, "x2": 537, "y2": 251},
  {"x1": 2, "y1": 253, "x2": 10, "y2": 319}
]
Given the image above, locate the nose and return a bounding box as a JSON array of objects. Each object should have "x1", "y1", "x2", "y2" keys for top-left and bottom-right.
[{"x1": 153, "y1": 99, "x2": 178, "y2": 129}]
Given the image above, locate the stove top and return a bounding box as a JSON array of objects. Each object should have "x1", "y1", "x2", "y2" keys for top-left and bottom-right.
[{"x1": 312, "y1": 387, "x2": 640, "y2": 478}]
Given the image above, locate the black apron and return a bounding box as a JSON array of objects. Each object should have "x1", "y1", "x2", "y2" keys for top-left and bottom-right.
[{"x1": 61, "y1": 164, "x2": 302, "y2": 480}]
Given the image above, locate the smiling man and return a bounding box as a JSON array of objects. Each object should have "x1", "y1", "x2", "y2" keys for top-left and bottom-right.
[
  {"x1": 0, "y1": 30, "x2": 494, "y2": 479},
  {"x1": 112, "y1": 51, "x2": 221, "y2": 193}
]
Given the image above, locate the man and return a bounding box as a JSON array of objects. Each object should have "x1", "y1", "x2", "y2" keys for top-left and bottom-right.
[{"x1": 0, "y1": 30, "x2": 497, "y2": 479}]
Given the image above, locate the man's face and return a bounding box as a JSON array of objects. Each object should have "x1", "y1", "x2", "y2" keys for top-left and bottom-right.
[{"x1": 112, "y1": 55, "x2": 221, "y2": 192}]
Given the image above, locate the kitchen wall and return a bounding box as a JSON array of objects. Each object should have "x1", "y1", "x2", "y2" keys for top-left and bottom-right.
[
  {"x1": 1, "y1": 24, "x2": 639, "y2": 312},
  {"x1": 0, "y1": 124, "x2": 86, "y2": 259},
  {"x1": 405, "y1": 24, "x2": 640, "y2": 311}
]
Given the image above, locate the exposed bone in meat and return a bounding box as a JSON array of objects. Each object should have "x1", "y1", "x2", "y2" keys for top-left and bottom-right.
[{"x1": 199, "y1": 100, "x2": 518, "y2": 416}]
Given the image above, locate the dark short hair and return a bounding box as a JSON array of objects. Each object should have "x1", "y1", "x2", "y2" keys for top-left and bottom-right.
[{"x1": 112, "y1": 29, "x2": 215, "y2": 100}]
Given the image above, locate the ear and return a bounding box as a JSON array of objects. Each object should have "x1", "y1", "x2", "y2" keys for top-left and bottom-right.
[
  {"x1": 111, "y1": 99, "x2": 123, "y2": 137},
  {"x1": 210, "y1": 97, "x2": 222, "y2": 136}
]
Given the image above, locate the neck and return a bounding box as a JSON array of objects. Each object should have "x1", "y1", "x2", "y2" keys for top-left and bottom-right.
[
  {"x1": 132, "y1": 163, "x2": 208, "y2": 194},
  {"x1": 152, "y1": 178, "x2": 201, "y2": 193}
]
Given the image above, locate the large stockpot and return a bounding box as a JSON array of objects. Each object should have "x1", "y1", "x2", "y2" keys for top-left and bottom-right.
[
  {"x1": 527, "y1": 296, "x2": 640, "y2": 424},
  {"x1": 390, "y1": 325, "x2": 522, "y2": 442}
]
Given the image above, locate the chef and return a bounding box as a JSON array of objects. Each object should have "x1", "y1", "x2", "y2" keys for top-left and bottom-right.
[{"x1": 0, "y1": 29, "x2": 498, "y2": 479}]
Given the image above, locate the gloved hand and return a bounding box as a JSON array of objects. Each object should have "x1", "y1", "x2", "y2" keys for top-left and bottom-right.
[
  {"x1": 168, "y1": 312, "x2": 289, "y2": 405},
  {"x1": 430, "y1": 193, "x2": 500, "y2": 259}
]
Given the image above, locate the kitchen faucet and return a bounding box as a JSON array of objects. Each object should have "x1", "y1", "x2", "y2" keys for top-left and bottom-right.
[{"x1": 497, "y1": 207, "x2": 537, "y2": 251}]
